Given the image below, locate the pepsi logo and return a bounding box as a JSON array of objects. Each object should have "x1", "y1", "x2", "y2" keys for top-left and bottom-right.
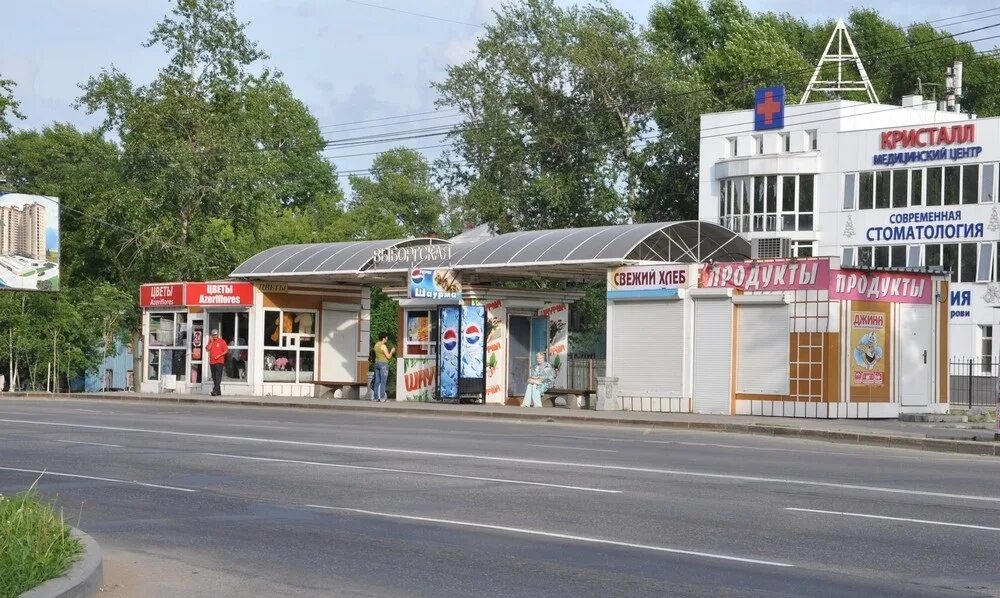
[
  {"x1": 463, "y1": 323, "x2": 481, "y2": 346},
  {"x1": 410, "y1": 268, "x2": 424, "y2": 284},
  {"x1": 442, "y1": 328, "x2": 458, "y2": 352}
]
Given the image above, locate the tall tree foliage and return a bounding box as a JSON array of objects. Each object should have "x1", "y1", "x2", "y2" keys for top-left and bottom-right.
[
  {"x1": 77, "y1": 0, "x2": 342, "y2": 284},
  {"x1": 0, "y1": 77, "x2": 24, "y2": 137}
]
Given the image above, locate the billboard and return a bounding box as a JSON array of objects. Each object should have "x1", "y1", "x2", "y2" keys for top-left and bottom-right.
[
  {"x1": 850, "y1": 310, "x2": 887, "y2": 386},
  {"x1": 0, "y1": 193, "x2": 60, "y2": 292},
  {"x1": 408, "y1": 267, "x2": 461, "y2": 301},
  {"x1": 607, "y1": 264, "x2": 688, "y2": 299},
  {"x1": 437, "y1": 305, "x2": 460, "y2": 399}
]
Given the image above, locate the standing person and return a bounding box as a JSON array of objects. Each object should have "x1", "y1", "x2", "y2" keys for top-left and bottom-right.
[
  {"x1": 522, "y1": 352, "x2": 554, "y2": 408},
  {"x1": 372, "y1": 332, "x2": 394, "y2": 401},
  {"x1": 206, "y1": 329, "x2": 229, "y2": 396}
]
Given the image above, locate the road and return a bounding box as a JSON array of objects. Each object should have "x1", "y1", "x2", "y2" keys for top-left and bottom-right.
[{"x1": 1, "y1": 398, "x2": 999, "y2": 597}]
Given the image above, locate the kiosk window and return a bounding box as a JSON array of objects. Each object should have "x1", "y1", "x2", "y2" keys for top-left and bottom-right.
[
  {"x1": 208, "y1": 312, "x2": 249, "y2": 382},
  {"x1": 404, "y1": 310, "x2": 437, "y2": 357},
  {"x1": 263, "y1": 309, "x2": 317, "y2": 383},
  {"x1": 147, "y1": 312, "x2": 187, "y2": 382}
]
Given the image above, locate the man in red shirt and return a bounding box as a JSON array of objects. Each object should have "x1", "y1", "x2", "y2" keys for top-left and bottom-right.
[{"x1": 206, "y1": 329, "x2": 229, "y2": 396}]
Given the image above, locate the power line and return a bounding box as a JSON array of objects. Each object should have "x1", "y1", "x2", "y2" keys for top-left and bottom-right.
[
  {"x1": 924, "y1": 6, "x2": 1000, "y2": 26},
  {"x1": 318, "y1": 108, "x2": 461, "y2": 131},
  {"x1": 338, "y1": 0, "x2": 483, "y2": 28}
]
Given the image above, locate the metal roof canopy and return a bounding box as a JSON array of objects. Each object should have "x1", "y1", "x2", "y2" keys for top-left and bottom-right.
[{"x1": 229, "y1": 221, "x2": 750, "y2": 284}]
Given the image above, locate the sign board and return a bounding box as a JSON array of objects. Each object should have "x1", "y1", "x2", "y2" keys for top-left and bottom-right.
[
  {"x1": 700, "y1": 259, "x2": 829, "y2": 292},
  {"x1": 873, "y1": 124, "x2": 981, "y2": 167},
  {"x1": 373, "y1": 244, "x2": 451, "y2": 265},
  {"x1": 0, "y1": 193, "x2": 60, "y2": 292},
  {"x1": 607, "y1": 264, "x2": 688, "y2": 299},
  {"x1": 185, "y1": 282, "x2": 254, "y2": 307},
  {"x1": 850, "y1": 311, "x2": 887, "y2": 386},
  {"x1": 754, "y1": 86, "x2": 785, "y2": 131},
  {"x1": 255, "y1": 281, "x2": 288, "y2": 293},
  {"x1": 829, "y1": 271, "x2": 931, "y2": 304},
  {"x1": 140, "y1": 283, "x2": 185, "y2": 308},
  {"x1": 408, "y1": 267, "x2": 461, "y2": 301}
]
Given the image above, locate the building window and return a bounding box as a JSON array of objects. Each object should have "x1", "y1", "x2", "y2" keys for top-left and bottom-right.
[
  {"x1": 857, "y1": 246, "x2": 873, "y2": 268},
  {"x1": 981, "y1": 325, "x2": 993, "y2": 374},
  {"x1": 842, "y1": 246, "x2": 856, "y2": 267},
  {"x1": 806, "y1": 129, "x2": 817, "y2": 150},
  {"x1": 208, "y1": 311, "x2": 249, "y2": 382},
  {"x1": 792, "y1": 241, "x2": 815, "y2": 257},
  {"x1": 907, "y1": 245, "x2": 921, "y2": 268},
  {"x1": 754, "y1": 134, "x2": 763, "y2": 155},
  {"x1": 859, "y1": 171, "x2": 874, "y2": 210},
  {"x1": 962, "y1": 164, "x2": 979, "y2": 205},
  {"x1": 263, "y1": 309, "x2": 317, "y2": 383},
  {"x1": 875, "y1": 170, "x2": 890, "y2": 209},
  {"x1": 147, "y1": 312, "x2": 187, "y2": 383},
  {"x1": 911, "y1": 169, "x2": 923, "y2": 206},
  {"x1": 718, "y1": 175, "x2": 814, "y2": 233},
  {"x1": 924, "y1": 243, "x2": 977, "y2": 283},
  {"x1": 890, "y1": 245, "x2": 906, "y2": 268},
  {"x1": 726, "y1": 137, "x2": 737, "y2": 158},
  {"x1": 892, "y1": 169, "x2": 907, "y2": 208},
  {"x1": 944, "y1": 165, "x2": 961, "y2": 205},
  {"x1": 982, "y1": 164, "x2": 995, "y2": 203},
  {"x1": 779, "y1": 132, "x2": 790, "y2": 153},
  {"x1": 843, "y1": 173, "x2": 856, "y2": 210},
  {"x1": 926, "y1": 167, "x2": 943, "y2": 205},
  {"x1": 978, "y1": 242, "x2": 994, "y2": 283}
]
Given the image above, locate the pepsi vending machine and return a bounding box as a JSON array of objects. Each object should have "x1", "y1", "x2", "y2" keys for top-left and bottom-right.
[{"x1": 436, "y1": 305, "x2": 487, "y2": 401}]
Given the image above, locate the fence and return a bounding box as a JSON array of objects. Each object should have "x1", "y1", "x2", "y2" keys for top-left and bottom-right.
[
  {"x1": 949, "y1": 359, "x2": 998, "y2": 407},
  {"x1": 566, "y1": 358, "x2": 606, "y2": 391}
]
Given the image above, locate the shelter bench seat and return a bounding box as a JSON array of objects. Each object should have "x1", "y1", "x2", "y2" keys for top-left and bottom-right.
[
  {"x1": 542, "y1": 388, "x2": 595, "y2": 410},
  {"x1": 315, "y1": 380, "x2": 368, "y2": 400}
]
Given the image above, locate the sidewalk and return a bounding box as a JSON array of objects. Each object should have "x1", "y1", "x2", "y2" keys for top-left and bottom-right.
[{"x1": 6, "y1": 391, "x2": 1000, "y2": 457}]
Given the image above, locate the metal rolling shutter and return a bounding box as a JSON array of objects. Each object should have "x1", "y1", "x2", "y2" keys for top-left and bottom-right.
[
  {"x1": 736, "y1": 304, "x2": 789, "y2": 395},
  {"x1": 612, "y1": 300, "x2": 683, "y2": 397},
  {"x1": 693, "y1": 298, "x2": 732, "y2": 414}
]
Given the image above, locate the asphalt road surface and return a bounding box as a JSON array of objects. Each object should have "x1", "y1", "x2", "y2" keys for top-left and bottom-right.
[{"x1": 2, "y1": 398, "x2": 1000, "y2": 597}]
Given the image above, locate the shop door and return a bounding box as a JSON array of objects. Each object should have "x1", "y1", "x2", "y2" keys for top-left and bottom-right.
[
  {"x1": 693, "y1": 298, "x2": 732, "y2": 414},
  {"x1": 899, "y1": 304, "x2": 932, "y2": 406},
  {"x1": 507, "y1": 316, "x2": 547, "y2": 396},
  {"x1": 611, "y1": 300, "x2": 683, "y2": 398}
]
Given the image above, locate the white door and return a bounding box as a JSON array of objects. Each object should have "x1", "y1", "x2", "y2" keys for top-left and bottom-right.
[
  {"x1": 899, "y1": 304, "x2": 932, "y2": 407},
  {"x1": 693, "y1": 298, "x2": 732, "y2": 414},
  {"x1": 321, "y1": 309, "x2": 359, "y2": 382},
  {"x1": 611, "y1": 300, "x2": 683, "y2": 398}
]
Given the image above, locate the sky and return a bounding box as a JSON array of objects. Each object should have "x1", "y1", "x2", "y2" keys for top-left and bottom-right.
[{"x1": 0, "y1": 0, "x2": 995, "y2": 188}]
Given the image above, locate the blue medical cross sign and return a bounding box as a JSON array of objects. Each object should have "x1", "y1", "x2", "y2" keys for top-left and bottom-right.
[{"x1": 754, "y1": 86, "x2": 785, "y2": 131}]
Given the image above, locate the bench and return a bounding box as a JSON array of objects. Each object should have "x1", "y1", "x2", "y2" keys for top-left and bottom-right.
[
  {"x1": 315, "y1": 380, "x2": 369, "y2": 400},
  {"x1": 542, "y1": 388, "x2": 596, "y2": 410}
]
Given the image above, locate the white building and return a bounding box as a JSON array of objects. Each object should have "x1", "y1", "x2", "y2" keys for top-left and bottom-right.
[{"x1": 698, "y1": 95, "x2": 999, "y2": 366}]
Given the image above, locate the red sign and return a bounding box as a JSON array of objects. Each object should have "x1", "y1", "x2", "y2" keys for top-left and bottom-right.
[
  {"x1": 700, "y1": 258, "x2": 830, "y2": 292},
  {"x1": 829, "y1": 271, "x2": 931, "y2": 304},
  {"x1": 139, "y1": 283, "x2": 184, "y2": 308},
  {"x1": 880, "y1": 124, "x2": 975, "y2": 150},
  {"x1": 185, "y1": 282, "x2": 254, "y2": 307}
]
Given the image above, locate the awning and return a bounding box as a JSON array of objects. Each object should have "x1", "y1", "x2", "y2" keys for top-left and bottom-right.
[{"x1": 229, "y1": 221, "x2": 750, "y2": 284}]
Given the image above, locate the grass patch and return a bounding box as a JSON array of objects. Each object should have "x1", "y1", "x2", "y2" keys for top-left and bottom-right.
[{"x1": 0, "y1": 483, "x2": 82, "y2": 598}]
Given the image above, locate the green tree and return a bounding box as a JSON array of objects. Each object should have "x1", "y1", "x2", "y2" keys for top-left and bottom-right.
[
  {"x1": 76, "y1": 0, "x2": 342, "y2": 284},
  {"x1": 0, "y1": 77, "x2": 24, "y2": 136},
  {"x1": 434, "y1": 0, "x2": 663, "y2": 230},
  {"x1": 344, "y1": 148, "x2": 443, "y2": 240}
]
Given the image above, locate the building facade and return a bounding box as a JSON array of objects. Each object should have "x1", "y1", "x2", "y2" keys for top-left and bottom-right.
[
  {"x1": 698, "y1": 96, "x2": 996, "y2": 365},
  {"x1": 0, "y1": 202, "x2": 46, "y2": 260}
]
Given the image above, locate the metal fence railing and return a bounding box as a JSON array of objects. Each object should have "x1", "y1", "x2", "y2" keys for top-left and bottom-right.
[
  {"x1": 566, "y1": 358, "x2": 606, "y2": 391},
  {"x1": 949, "y1": 359, "x2": 998, "y2": 408}
]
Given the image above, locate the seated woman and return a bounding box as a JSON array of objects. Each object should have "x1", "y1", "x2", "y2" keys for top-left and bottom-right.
[{"x1": 522, "y1": 352, "x2": 555, "y2": 408}]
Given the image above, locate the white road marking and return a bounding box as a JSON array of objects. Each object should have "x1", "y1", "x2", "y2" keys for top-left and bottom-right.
[
  {"x1": 202, "y1": 452, "x2": 620, "y2": 494},
  {"x1": 307, "y1": 505, "x2": 794, "y2": 568},
  {"x1": 785, "y1": 508, "x2": 1000, "y2": 532},
  {"x1": 54, "y1": 439, "x2": 123, "y2": 448},
  {"x1": 521, "y1": 443, "x2": 618, "y2": 453},
  {"x1": 0, "y1": 465, "x2": 197, "y2": 493},
  {"x1": 2, "y1": 417, "x2": 998, "y2": 503}
]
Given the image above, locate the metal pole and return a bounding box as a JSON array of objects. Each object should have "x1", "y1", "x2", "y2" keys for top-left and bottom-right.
[{"x1": 969, "y1": 359, "x2": 974, "y2": 408}]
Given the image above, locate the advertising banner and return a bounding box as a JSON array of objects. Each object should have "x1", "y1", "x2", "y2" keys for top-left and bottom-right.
[
  {"x1": 400, "y1": 358, "x2": 436, "y2": 401},
  {"x1": 140, "y1": 283, "x2": 185, "y2": 308},
  {"x1": 0, "y1": 193, "x2": 60, "y2": 292},
  {"x1": 484, "y1": 299, "x2": 506, "y2": 402},
  {"x1": 830, "y1": 271, "x2": 931, "y2": 304},
  {"x1": 606, "y1": 264, "x2": 688, "y2": 299},
  {"x1": 437, "y1": 305, "x2": 460, "y2": 399},
  {"x1": 850, "y1": 310, "x2": 887, "y2": 386},
  {"x1": 700, "y1": 258, "x2": 829, "y2": 292},
  {"x1": 409, "y1": 267, "x2": 461, "y2": 301},
  {"x1": 185, "y1": 282, "x2": 254, "y2": 307},
  {"x1": 460, "y1": 305, "x2": 485, "y2": 380},
  {"x1": 538, "y1": 303, "x2": 569, "y2": 388}
]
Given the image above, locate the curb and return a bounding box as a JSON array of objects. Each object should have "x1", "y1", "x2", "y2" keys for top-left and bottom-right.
[
  {"x1": 9, "y1": 392, "x2": 1000, "y2": 458},
  {"x1": 21, "y1": 527, "x2": 103, "y2": 598}
]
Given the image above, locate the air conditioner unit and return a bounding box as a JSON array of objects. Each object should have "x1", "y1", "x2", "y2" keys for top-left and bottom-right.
[{"x1": 751, "y1": 237, "x2": 792, "y2": 259}]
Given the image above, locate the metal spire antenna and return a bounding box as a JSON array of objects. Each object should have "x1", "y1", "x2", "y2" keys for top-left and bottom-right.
[{"x1": 801, "y1": 18, "x2": 879, "y2": 104}]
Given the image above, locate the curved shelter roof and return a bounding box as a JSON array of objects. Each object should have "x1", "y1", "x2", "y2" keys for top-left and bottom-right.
[{"x1": 230, "y1": 221, "x2": 749, "y2": 283}]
